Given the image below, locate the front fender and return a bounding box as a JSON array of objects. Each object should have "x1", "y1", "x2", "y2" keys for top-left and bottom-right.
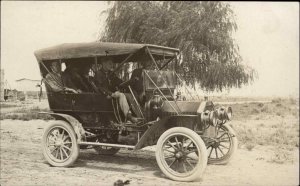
[
  {"x1": 135, "y1": 115, "x2": 198, "y2": 150},
  {"x1": 39, "y1": 112, "x2": 85, "y2": 142}
]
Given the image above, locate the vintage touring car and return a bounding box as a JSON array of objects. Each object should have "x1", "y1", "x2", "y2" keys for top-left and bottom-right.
[{"x1": 34, "y1": 42, "x2": 237, "y2": 182}]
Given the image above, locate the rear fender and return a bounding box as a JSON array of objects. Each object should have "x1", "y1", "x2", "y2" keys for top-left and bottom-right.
[
  {"x1": 135, "y1": 115, "x2": 198, "y2": 150},
  {"x1": 39, "y1": 112, "x2": 85, "y2": 142}
]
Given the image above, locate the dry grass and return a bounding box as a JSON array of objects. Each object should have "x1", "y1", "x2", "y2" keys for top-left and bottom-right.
[
  {"x1": 0, "y1": 106, "x2": 53, "y2": 121},
  {"x1": 268, "y1": 149, "x2": 295, "y2": 164},
  {"x1": 0, "y1": 103, "x2": 21, "y2": 108},
  {"x1": 235, "y1": 121, "x2": 299, "y2": 148},
  {"x1": 228, "y1": 97, "x2": 299, "y2": 163},
  {"x1": 229, "y1": 98, "x2": 299, "y2": 121}
]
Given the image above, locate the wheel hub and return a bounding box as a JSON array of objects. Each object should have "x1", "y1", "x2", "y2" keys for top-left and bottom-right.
[
  {"x1": 55, "y1": 138, "x2": 64, "y2": 147},
  {"x1": 175, "y1": 151, "x2": 183, "y2": 159},
  {"x1": 212, "y1": 140, "x2": 220, "y2": 148}
]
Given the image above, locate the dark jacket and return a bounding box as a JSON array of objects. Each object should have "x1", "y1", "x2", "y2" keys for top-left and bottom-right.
[
  {"x1": 130, "y1": 68, "x2": 144, "y2": 95},
  {"x1": 95, "y1": 69, "x2": 123, "y2": 92},
  {"x1": 62, "y1": 68, "x2": 92, "y2": 92}
]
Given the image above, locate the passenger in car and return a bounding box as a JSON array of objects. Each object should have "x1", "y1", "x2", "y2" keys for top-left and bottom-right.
[
  {"x1": 77, "y1": 63, "x2": 99, "y2": 93},
  {"x1": 44, "y1": 61, "x2": 78, "y2": 93},
  {"x1": 95, "y1": 57, "x2": 139, "y2": 123},
  {"x1": 62, "y1": 64, "x2": 84, "y2": 93},
  {"x1": 129, "y1": 61, "x2": 149, "y2": 105}
]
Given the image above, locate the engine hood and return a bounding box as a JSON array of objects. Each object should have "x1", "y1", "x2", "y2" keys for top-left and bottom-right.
[{"x1": 161, "y1": 101, "x2": 214, "y2": 115}]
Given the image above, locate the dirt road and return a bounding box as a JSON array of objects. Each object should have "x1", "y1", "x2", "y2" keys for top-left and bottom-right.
[{"x1": 0, "y1": 119, "x2": 298, "y2": 186}]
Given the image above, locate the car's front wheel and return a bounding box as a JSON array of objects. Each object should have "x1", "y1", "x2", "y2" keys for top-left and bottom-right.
[
  {"x1": 42, "y1": 120, "x2": 79, "y2": 167},
  {"x1": 155, "y1": 127, "x2": 208, "y2": 182}
]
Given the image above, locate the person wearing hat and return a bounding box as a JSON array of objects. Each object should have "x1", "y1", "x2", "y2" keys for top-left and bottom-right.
[
  {"x1": 95, "y1": 57, "x2": 138, "y2": 123},
  {"x1": 44, "y1": 61, "x2": 78, "y2": 93}
]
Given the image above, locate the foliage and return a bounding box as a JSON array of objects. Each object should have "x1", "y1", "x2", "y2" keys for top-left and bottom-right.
[{"x1": 100, "y1": 1, "x2": 256, "y2": 91}]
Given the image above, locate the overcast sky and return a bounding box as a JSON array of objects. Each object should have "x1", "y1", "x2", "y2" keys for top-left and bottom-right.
[{"x1": 1, "y1": 1, "x2": 299, "y2": 97}]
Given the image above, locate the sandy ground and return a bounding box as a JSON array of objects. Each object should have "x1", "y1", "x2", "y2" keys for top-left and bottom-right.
[{"x1": 0, "y1": 118, "x2": 298, "y2": 186}]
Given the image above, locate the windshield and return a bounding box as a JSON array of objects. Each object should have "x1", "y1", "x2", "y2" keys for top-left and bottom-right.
[{"x1": 144, "y1": 70, "x2": 176, "y2": 89}]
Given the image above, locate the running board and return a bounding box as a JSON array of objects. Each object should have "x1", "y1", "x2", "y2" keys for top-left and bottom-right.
[{"x1": 79, "y1": 142, "x2": 135, "y2": 150}]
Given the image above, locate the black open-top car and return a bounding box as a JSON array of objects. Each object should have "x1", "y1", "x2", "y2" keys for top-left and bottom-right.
[{"x1": 34, "y1": 42, "x2": 237, "y2": 182}]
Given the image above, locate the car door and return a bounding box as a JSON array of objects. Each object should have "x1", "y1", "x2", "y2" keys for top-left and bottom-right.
[{"x1": 70, "y1": 93, "x2": 94, "y2": 112}]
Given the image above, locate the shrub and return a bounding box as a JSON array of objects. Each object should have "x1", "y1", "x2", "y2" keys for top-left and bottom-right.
[
  {"x1": 251, "y1": 108, "x2": 260, "y2": 114},
  {"x1": 260, "y1": 105, "x2": 269, "y2": 113},
  {"x1": 292, "y1": 111, "x2": 299, "y2": 117},
  {"x1": 288, "y1": 97, "x2": 297, "y2": 105},
  {"x1": 272, "y1": 98, "x2": 282, "y2": 103},
  {"x1": 245, "y1": 143, "x2": 255, "y2": 151},
  {"x1": 257, "y1": 103, "x2": 264, "y2": 107},
  {"x1": 268, "y1": 150, "x2": 293, "y2": 164}
]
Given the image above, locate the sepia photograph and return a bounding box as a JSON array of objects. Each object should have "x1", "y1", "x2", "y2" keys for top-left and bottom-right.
[{"x1": 0, "y1": 1, "x2": 299, "y2": 186}]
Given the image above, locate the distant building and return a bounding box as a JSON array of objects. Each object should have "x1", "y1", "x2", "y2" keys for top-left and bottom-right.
[
  {"x1": 15, "y1": 78, "x2": 46, "y2": 100},
  {"x1": 15, "y1": 78, "x2": 41, "y2": 92}
]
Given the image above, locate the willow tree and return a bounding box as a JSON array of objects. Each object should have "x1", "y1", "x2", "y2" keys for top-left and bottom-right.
[{"x1": 100, "y1": 1, "x2": 256, "y2": 91}]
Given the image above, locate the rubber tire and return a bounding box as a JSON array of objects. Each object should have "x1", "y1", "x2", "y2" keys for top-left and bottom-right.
[
  {"x1": 156, "y1": 127, "x2": 208, "y2": 182},
  {"x1": 207, "y1": 123, "x2": 238, "y2": 165},
  {"x1": 94, "y1": 146, "x2": 120, "y2": 155},
  {"x1": 42, "y1": 120, "x2": 79, "y2": 167}
]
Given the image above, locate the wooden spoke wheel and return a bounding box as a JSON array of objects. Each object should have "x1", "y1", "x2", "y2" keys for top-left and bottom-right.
[
  {"x1": 206, "y1": 124, "x2": 238, "y2": 165},
  {"x1": 156, "y1": 127, "x2": 207, "y2": 182},
  {"x1": 42, "y1": 120, "x2": 79, "y2": 167}
]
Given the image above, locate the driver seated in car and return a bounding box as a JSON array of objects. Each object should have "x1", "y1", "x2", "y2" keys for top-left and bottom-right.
[{"x1": 95, "y1": 57, "x2": 139, "y2": 123}]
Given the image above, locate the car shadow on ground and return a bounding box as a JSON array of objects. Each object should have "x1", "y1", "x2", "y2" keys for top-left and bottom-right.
[{"x1": 74, "y1": 149, "x2": 165, "y2": 178}]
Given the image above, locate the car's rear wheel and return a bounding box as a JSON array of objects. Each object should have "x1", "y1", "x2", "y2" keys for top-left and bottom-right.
[
  {"x1": 156, "y1": 127, "x2": 207, "y2": 182},
  {"x1": 42, "y1": 120, "x2": 79, "y2": 167},
  {"x1": 206, "y1": 124, "x2": 238, "y2": 165}
]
